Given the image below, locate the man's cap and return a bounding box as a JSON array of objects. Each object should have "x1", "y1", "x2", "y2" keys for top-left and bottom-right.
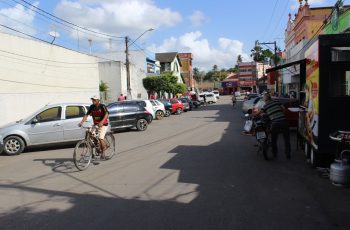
[{"x1": 91, "y1": 95, "x2": 100, "y2": 100}]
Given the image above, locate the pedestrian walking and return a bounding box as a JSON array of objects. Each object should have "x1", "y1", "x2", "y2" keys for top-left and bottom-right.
[
  {"x1": 203, "y1": 94, "x2": 207, "y2": 106},
  {"x1": 232, "y1": 94, "x2": 236, "y2": 108},
  {"x1": 261, "y1": 92, "x2": 291, "y2": 159}
]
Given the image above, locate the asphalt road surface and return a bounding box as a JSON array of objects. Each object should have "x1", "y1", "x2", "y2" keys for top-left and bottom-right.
[{"x1": 0, "y1": 96, "x2": 349, "y2": 230}]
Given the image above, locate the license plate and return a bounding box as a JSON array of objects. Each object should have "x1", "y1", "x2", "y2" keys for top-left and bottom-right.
[{"x1": 256, "y1": 131, "x2": 266, "y2": 140}]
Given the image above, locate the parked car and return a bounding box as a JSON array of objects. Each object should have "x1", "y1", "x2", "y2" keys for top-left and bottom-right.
[
  {"x1": 0, "y1": 135, "x2": 3, "y2": 154},
  {"x1": 252, "y1": 97, "x2": 299, "y2": 127},
  {"x1": 169, "y1": 98, "x2": 185, "y2": 114},
  {"x1": 0, "y1": 103, "x2": 93, "y2": 155},
  {"x1": 150, "y1": 99, "x2": 166, "y2": 120},
  {"x1": 158, "y1": 99, "x2": 172, "y2": 117},
  {"x1": 199, "y1": 93, "x2": 217, "y2": 104},
  {"x1": 212, "y1": 90, "x2": 220, "y2": 99},
  {"x1": 107, "y1": 101, "x2": 152, "y2": 131},
  {"x1": 134, "y1": 100, "x2": 155, "y2": 120},
  {"x1": 242, "y1": 97, "x2": 261, "y2": 114},
  {"x1": 179, "y1": 98, "x2": 190, "y2": 112},
  {"x1": 179, "y1": 97, "x2": 194, "y2": 110}
]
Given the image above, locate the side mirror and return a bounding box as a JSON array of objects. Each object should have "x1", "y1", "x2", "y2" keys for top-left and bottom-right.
[{"x1": 32, "y1": 118, "x2": 39, "y2": 124}]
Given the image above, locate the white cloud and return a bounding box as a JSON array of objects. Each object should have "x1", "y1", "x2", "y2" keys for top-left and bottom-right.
[
  {"x1": 55, "y1": 0, "x2": 182, "y2": 37},
  {"x1": 189, "y1": 11, "x2": 205, "y2": 27},
  {"x1": 148, "y1": 31, "x2": 250, "y2": 71},
  {"x1": 0, "y1": 2, "x2": 38, "y2": 36}
]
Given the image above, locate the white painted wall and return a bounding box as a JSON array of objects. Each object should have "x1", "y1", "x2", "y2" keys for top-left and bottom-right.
[
  {"x1": 97, "y1": 50, "x2": 148, "y2": 100},
  {"x1": 98, "y1": 61, "x2": 127, "y2": 104},
  {"x1": 0, "y1": 32, "x2": 99, "y2": 126}
]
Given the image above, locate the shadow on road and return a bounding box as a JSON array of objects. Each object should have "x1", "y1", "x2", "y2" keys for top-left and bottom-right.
[
  {"x1": 33, "y1": 158, "x2": 78, "y2": 173},
  {"x1": 1, "y1": 99, "x2": 349, "y2": 230}
]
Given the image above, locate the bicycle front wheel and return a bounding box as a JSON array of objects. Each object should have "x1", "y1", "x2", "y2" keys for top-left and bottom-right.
[
  {"x1": 73, "y1": 140, "x2": 93, "y2": 171},
  {"x1": 104, "y1": 132, "x2": 116, "y2": 160}
]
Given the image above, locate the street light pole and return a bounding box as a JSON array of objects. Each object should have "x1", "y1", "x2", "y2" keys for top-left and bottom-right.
[{"x1": 125, "y1": 28, "x2": 154, "y2": 100}]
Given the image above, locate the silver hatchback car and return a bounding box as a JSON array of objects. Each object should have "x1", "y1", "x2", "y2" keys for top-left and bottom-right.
[
  {"x1": 0, "y1": 135, "x2": 3, "y2": 154},
  {"x1": 0, "y1": 103, "x2": 93, "y2": 155}
]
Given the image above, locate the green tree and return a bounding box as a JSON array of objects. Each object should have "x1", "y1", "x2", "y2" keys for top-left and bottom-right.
[
  {"x1": 172, "y1": 83, "x2": 187, "y2": 95},
  {"x1": 143, "y1": 76, "x2": 159, "y2": 97},
  {"x1": 99, "y1": 80, "x2": 109, "y2": 92},
  {"x1": 251, "y1": 41, "x2": 264, "y2": 62},
  {"x1": 143, "y1": 72, "x2": 181, "y2": 98},
  {"x1": 99, "y1": 80, "x2": 109, "y2": 102},
  {"x1": 237, "y1": 54, "x2": 243, "y2": 63},
  {"x1": 193, "y1": 67, "x2": 206, "y2": 82}
]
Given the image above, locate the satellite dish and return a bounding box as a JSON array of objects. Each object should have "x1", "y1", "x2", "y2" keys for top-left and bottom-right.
[{"x1": 48, "y1": 31, "x2": 60, "y2": 44}]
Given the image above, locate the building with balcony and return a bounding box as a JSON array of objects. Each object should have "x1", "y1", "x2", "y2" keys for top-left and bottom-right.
[
  {"x1": 238, "y1": 61, "x2": 269, "y2": 93},
  {"x1": 155, "y1": 52, "x2": 184, "y2": 83}
]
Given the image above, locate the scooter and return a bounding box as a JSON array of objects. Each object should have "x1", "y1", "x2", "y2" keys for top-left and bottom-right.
[
  {"x1": 253, "y1": 114, "x2": 271, "y2": 160},
  {"x1": 243, "y1": 112, "x2": 271, "y2": 160}
]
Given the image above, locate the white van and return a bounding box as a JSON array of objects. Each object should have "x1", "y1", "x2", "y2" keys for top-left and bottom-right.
[
  {"x1": 212, "y1": 90, "x2": 220, "y2": 99},
  {"x1": 199, "y1": 93, "x2": 217, "y2": 104}
]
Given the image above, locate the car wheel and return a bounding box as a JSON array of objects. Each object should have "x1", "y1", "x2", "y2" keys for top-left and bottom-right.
[
  {"x1": 155, "y1": 110, "x2": 164, "y2": 120},
  {"x1": 136, "y1": 119, "x2": 148, "y2": 131},
  {"x1": 164, "y1": 110, "x2": 171, "y2": 117},
  {"x1": 3, "y1": 136, "x2": 25, "y2": 155},
  {"x1": 176, "y1": 108, "x2": 182, "y2": 115}
]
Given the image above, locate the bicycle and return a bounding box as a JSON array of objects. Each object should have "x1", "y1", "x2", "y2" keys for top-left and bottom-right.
[{"x1": 73, "y1": 125, "x2": 116, "y2": 171}]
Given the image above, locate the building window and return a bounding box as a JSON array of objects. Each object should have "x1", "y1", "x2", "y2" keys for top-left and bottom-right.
[{"x1": 331, "y1": 47, "x2": 350, "y2": 62}]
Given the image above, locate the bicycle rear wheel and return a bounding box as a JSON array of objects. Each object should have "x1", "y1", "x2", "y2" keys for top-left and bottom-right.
[
  {"x1": 104, "y1": 132, "x2": 116, "y2": 160},
  {"x1": 74, "y1": 140, "x2": 93, "y2": 171}
]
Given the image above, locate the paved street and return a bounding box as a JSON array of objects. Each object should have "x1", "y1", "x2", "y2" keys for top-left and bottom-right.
[{"x1": 0, "y1": 96, "x2": 349, "y2": 230}]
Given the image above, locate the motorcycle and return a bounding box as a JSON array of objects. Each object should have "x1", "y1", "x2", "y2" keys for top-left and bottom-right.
[
  {"x1": 244, "y1": 112, "x2": 271, "y2": 160},
  {"x1": 254, "y1": 114, "x2": 271, "y2": 160}
]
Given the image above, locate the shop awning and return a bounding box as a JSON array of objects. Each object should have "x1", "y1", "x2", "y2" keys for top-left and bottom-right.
[{"x1": 266, "y1": 59, "x2": 306, "y2": 73}]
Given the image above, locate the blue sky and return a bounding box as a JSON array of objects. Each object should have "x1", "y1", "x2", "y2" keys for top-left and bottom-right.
[{"x1": 0, "y1": 0, "x2": 346, "y2": 70}]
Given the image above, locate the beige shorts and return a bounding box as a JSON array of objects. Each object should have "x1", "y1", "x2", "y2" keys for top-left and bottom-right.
[{"x1": 98, "y1": 125, "x2": 108, "y2": 140}]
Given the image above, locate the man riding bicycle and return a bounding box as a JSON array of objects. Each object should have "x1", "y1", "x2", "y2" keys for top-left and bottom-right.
[{"x1": 79, "y1": 95, "x2": 109, "y2": 159}]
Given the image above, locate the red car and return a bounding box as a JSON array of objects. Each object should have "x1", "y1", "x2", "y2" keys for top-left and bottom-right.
[{"x1": 169, "y1": 98, "x2": 184, "y2": 115}]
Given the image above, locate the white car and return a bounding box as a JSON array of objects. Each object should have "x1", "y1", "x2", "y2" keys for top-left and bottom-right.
[
  {"x1": 150, "y1": 99, "x2": 166, "y2": 120},
  {"x1": 134, "y1": 100, "x2": 156, "y2": 120},
  {"x1": 199, "y1": 93, "x2": 217, "y2": 104},
  {"x1": 212, "y1": 90, "x2": 220, "y2": 99}
]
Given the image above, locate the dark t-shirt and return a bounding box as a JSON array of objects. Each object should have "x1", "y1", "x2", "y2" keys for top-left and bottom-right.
[{"x1": 87, "y1": 104, "x2": 109, "y2": 125}]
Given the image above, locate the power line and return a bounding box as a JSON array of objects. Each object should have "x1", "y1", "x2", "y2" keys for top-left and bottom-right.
[
  {"x1": 270, "y1": 0, "x2": 291, "y2": 41},
  {"x1": 14, "y1": 0, "x2": 124, "y2": 40},
  {"x1": 0, "y1": 22, "x2": 49, "y2": 43},
  {"x1": 0, "y1": 78, "x2": 96, "y2": 89},
  {"x1": 261, "y1": 0, "x2": 279, "y2": 40},
  {"x1": 0, "y1": 48, "x2": 98, "y2": 64}
]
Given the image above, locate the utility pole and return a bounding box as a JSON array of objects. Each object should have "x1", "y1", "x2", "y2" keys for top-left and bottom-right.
[
  {"x1": 257, "y1": 40, "x2": 278, "y2": 94},
  {"x1": 124, "y1": 29, "x2": 154, "y2": 100},
  {"x1": 125, "y1": 36, "x2": 131, "y2": 100}
]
